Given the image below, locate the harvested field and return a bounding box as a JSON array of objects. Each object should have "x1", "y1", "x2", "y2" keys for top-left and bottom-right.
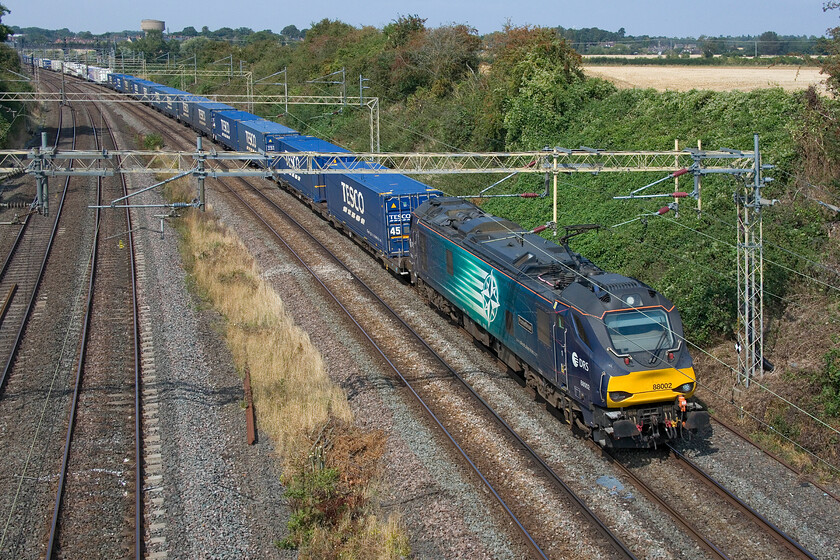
[{"x1": 583, "y1": 64, "x2": 826, "y2": 92}]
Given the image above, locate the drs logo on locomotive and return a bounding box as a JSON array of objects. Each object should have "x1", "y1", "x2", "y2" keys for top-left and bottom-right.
[{"x1": 572, "y1": 352, "x2": 590, "y2": 371}]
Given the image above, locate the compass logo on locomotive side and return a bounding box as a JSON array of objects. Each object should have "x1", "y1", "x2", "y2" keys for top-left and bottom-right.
[{"x1": 481, "y1": 271, "x2": 500, "y2": 323}]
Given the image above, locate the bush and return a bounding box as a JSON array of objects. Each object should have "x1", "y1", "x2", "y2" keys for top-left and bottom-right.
[
  {"x1": 821, "y1": 336, "x2": 840, "y2": 416},
  {"x1": 141, "y1": 132, "x2": 163, "y2": 150},
  {"x1": 279, "y1": 467, "x2": 342, "y2": 549}
]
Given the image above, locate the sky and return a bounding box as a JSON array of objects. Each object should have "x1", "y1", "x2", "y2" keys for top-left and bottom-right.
[{"x1": 6, "y1": 0, "x2": 838, "y2": 38}]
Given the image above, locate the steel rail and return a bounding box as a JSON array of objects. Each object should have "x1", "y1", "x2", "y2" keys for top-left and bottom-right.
[
  {"x1": 710, "y1": 415, "x2": 840, "y2": 504},
  {"x1": 0, "y1": 284, "x2": 16, "y2": 326},
  {"x1": 117, "y1": 101, "x2": 144, "y2": 560},
  {"x1": 0, "y1": 98, "x2": 75, "y2": 396},
  {"x1": 45, "y1": 101, "x2": 104, "y2": 560},
  {"x1": 600, "y1": 445, "x2": 728, "y2": 559},
  {"x1": 667, "y1": 444, "x2": 818, "y2": 560},
  {"x1": 0, "y1": 212, "x2": 32, "y2": 282},
  {"x1": 0, "y1": 91, "x2": 64, "y2": 284},
  {"x1": 88, "y1": 90, "x2": 144, "y2": 558},
  {"x1": 42, "y1": 77, "x2": 143, "y2": 560}
]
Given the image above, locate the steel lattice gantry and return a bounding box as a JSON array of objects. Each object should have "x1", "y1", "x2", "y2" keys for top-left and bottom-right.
[
  {"x1": 0, "y1": 89, "x2": 381, "y2": 152},
  {"x1": 0, "y1": 144, "x2": 756, "y2": 217},
  {"x1": 1, "y1": 140, "x2": 767, "y2": 391},
  {"x1": 0, "y1": 145, "x2": 756, "y2": 177}
]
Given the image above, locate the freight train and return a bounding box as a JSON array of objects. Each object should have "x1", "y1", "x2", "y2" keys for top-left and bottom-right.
[{"x1": 25, "y1": 55, "x2": 710, "y2": 447}]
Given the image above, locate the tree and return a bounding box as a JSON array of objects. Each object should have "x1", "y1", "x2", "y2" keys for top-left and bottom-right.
[
  {"x1": 701, "y1": 36, "x2": 726, "y2": 57},
  {"x1": 0, "y1": 4, "x2": 11, "y2": 42},
  {"x1": 413, "y1": 24, "x2": 480, "y2": 96},
  {"x1": 246, "y1": 30, "x2": 280, "y2": 44},
  {"x1": 179, "y1": 36, "x2": 212, "y2": 59},
  {"x1": 383, "y1": 14, "x2": 425, "y2": 48},
  {"x1": 281, "y1": 24, "x2": 301, "y2": 40},
  {"x1": 481, "y1": 25, "x2": 586, "y2": 149},
  {"x1": 824, "y1": 2, "x2": 840, "y2": 94},
  {"x1": 758, "y1": 31, "x2": 782, "y2": 55},
  {"x1": 180, "y1": 26, "x2": 198, "y2": 37},
  {"x1": 121, "y1": 29, "x2": 177, "y2": 59}
]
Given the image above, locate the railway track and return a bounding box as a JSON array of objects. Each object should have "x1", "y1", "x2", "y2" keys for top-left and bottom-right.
[
  {"x1": 0, "y1": 106, "x2": 70, "y2": 394},
  {"x1": 104, "y1": 88, "x2": 638, "y2": 557},
  {"x1": 602, "y1": 442, "x2": 818, "y2": 560},
  {"x1": 0, "y1": 71, "x2": 140, "y2": 559},
  {"x1": 97, "y1": 85, "x2": 634, "y2": 558},
  {"x1": 709, "y1": 415, "x2": 840, "y2": 504},
  {"x1": 43, "y1": 97, "x2": 141, "y2": 559},
  {"x1": 221, "y1": 173, "x2": 638, "y2": 558}
]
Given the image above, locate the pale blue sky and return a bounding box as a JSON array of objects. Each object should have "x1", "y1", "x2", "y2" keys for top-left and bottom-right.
[{"x1": 8, "y1": 0, "x2": 837, "y2": 38}]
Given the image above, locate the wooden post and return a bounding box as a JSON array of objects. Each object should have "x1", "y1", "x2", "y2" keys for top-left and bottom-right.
[{"x1": 244, "y1": 367, "x2": 256, "y2": 445}]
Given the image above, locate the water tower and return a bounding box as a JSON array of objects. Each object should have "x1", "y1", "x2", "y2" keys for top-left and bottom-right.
[{"x1": 141, "y1": 20, "x2": 165, "y2": 34}]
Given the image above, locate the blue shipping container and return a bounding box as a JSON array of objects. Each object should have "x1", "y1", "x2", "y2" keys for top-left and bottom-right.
[
  {"x1": 125, "y1": 76, "x2": 140, "y2": 95},
  {"x1": 140, "y1": 80, "x2": 157, "y2": 99},
  {"x1": 109, "y1": 73, "x2": 130, "y2": 92},
  {"x1": 128, "y1": 77, "x2": 156, "y2": 98},
  {"x1": 178, "y1": 94, "x2": 203, "y2": 122},
  {"x1": 236, "y1": 119, "x2": 298, "y2": 153},
  {"x1": 151, "y1": 85, "x2": 183, "y2": 118},
  {"x1": 211, "y1": 110, "x2": 263, "y2": 150},
  {"x1": 189, "y1": 99, "x2": 235, "y2": 137},
  {"x1": 324, "y1": 171, "x2": 441, "y2": 261},
  {"x1": 272, "y1": 136, "x2": 353, "y2": 203}
]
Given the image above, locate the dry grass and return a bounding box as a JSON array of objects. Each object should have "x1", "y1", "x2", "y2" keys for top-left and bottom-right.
[
  {"x1": 175, "y1": 204, "x2": 408, "y2": 555},
  {"x1": 306, "y1": 510, "x2": 410, "y2": 560},
  {"x1": 180, "y1": 208, "x2": 351, "y2": 467},
  {"x1": 583, "y1": 65, "x2": 826, "y2": 93}
]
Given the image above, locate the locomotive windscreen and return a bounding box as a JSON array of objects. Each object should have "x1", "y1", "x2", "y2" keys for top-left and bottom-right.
[{"x1": 604, "y1": 309, "x2": 673, "y2": 355}]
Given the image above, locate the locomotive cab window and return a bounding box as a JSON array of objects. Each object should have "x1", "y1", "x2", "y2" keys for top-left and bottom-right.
[
  {"x1": 446, "y1": 249, "x2": 453, "y2": 276},
  {"x1": 604, "y1": 309, "x2": 672, "y2": 355},
  {"x1": 572, "y1": 314, "x2": 590, "y2": 349}
]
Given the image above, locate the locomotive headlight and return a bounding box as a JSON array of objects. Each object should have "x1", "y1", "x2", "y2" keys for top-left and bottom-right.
[
  {"x1": 609, "y1": 391, "x2": 633, "y2": 402},
  {"x1": 674, "y1": 382, "x2": 695, "y2": 393}
]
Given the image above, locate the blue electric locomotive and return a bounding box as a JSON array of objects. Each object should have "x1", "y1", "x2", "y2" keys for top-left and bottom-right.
[{"x1": 410, "y1": 197, "x2": 709, "y2": 447}]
